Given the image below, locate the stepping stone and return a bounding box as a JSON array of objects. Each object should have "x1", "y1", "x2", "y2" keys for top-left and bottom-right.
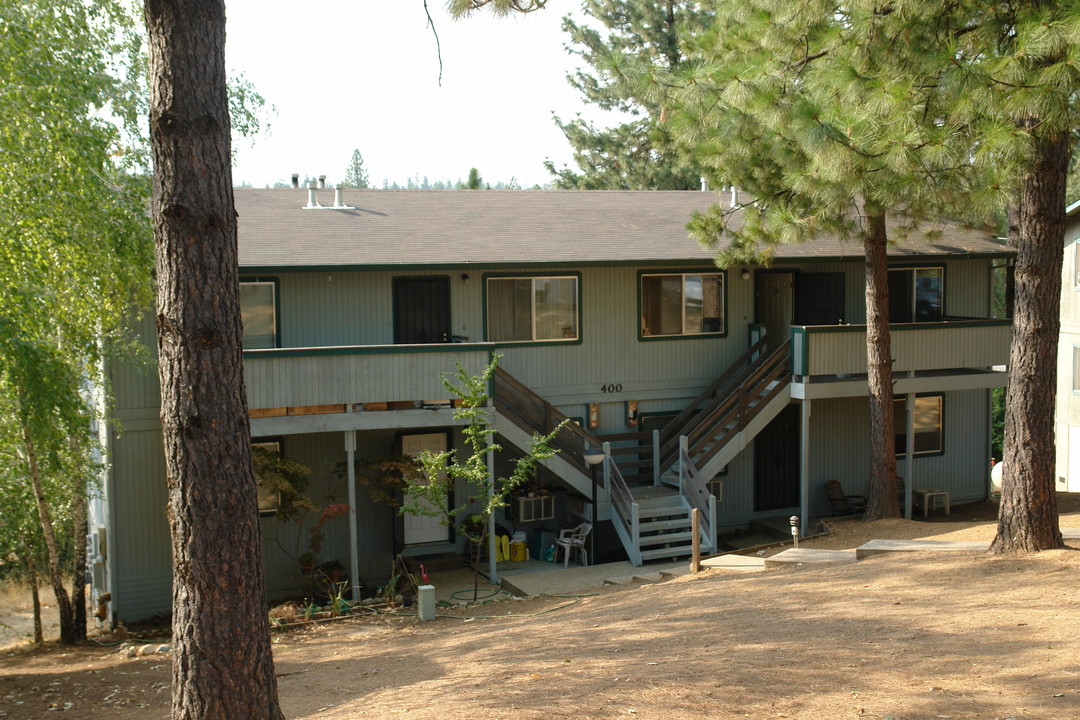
[
  {"x1": 700, "y1": 554, "x2": 767, "y2": 572},
  {"x1": 764, "y1": 548, "x2": 857, "y2": 568},
  {"x1": 855, "y1": 538, "x2": 988, "y2": 560}
]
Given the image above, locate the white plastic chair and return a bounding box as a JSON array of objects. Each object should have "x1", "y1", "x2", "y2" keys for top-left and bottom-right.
[{"x1": 555, "y1": 522, "x2": 592, "y2": 568}]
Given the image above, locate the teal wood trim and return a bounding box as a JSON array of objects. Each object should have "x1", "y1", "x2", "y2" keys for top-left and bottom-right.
[
  {"x1": 237, "y1": 250, "x2": 1016, "y2": 275},
  {"x1": 636, "y1": 267, "x2": 729, "y2": 341},
  {"x1": 481, "y1": 271, "x2": 583, "y2": 345},
  {"x1": 239, "y1": 275, "x2": 281, "y2": 348},
  {"x1": 794, "y1": 318, "x2": 1010, "y2": 334},
  {"x1": 243, "y1": 342, "x2": 496, "y2": 360},
  {"x1": 792, "y1": 326, "x2": 809, "y2": 375}
]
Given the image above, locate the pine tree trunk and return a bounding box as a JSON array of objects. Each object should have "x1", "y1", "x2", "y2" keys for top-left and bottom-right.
[
  {"x1": 862, "y1": 209, "x2": 899, "y2": 520},
  {"x1": 989, "y1": 125, "x2": 1066, "y2": 554},
  {"x1": 144, "y1": 0, "x2": 283, "y2": 717}
]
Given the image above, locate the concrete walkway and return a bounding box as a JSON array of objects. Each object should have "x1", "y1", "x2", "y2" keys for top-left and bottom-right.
[{"x1": 426, "y1": 527, "x2": 1080, "y2": 601}]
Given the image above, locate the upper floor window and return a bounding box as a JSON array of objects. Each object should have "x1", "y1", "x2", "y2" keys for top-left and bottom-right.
[
  {"x1": 486, "y1": 275, "x2": 579, "y2": 342},
  {"x1": 888, "y1": 266, "x2": 943, "y2": 323},
  {"x1": 240, "y1": 279, "x2": 277, "y2": 349},
  {"x1": 641, "y1": 272, "x2": 725, "y2": 338}
]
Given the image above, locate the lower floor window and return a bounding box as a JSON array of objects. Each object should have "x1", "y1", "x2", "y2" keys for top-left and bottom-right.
[{"x1": 894, "y1": 395, "x2": 943, "y2": 455}]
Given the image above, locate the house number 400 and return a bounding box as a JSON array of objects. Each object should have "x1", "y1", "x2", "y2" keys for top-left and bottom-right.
[{"x1": 600, "y1": 383, "x2": 623, "y2": 393}]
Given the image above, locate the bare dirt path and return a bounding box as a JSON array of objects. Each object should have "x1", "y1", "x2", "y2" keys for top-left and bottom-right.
[{"x1": 2, "y1": 500, "x2": 1078, "y2": 720}]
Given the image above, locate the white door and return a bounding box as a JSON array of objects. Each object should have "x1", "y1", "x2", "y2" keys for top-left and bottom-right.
[
  {"x1": 402, "y1": 433, "x2": 450, "y2": 545},
  {"x1": 1068, "y1": 425, "x2": 1080, "y2": 493}
]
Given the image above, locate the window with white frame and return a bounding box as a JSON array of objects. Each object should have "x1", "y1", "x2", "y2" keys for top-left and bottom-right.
[
  {"x1": 893, "y1": 395, "x2": 943, "y2": 455},
  {"x1": 641, "y1": 272, "x2": 725, "y2": 337},
  {"x1": 239, "y1": 280, "x2": 277, "y2": 349},
  {"x1": 486, "y1": 276, "x2": 579, "y2": 342}
]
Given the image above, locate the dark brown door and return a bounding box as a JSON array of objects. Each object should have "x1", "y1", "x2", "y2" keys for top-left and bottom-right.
[
  {"x1": 754, "y1": 404, "x2": 800, "y2": 512},
  {"x1": 394, "y1": 277, "x2": 450, "y2": 344}
]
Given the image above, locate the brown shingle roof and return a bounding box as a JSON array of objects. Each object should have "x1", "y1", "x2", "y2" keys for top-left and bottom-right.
[{"x1": 235, "y1": 188, "x2": 1011, "y2": 269}]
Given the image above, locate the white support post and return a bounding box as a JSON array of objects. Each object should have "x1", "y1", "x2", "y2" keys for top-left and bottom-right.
[
  {"x1": 905, "y1": 392, "x2": 915, "y2": 519},
  {"x1": 652, "y1": 429, "x2": 661, "y2": 486},
  {"x1": 345, "y1": 430, "x2": 360, "y2": 602},
  {"x1": 487, "y1": 446, "x2": 498, "y2": 585},
  {"x1": 602, "y1": 441, "x2": 612, "y2": 488},
  {"x1": 799, "y1": 399, "x2": 811, "y2": 537}
]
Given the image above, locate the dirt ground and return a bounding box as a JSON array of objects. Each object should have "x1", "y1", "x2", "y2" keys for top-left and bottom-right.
[{"x1": 2, "y1": 497, "x2": 1079, "y2": 720}]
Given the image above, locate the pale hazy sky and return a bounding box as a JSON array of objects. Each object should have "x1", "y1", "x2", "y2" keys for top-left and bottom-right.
[{"x1": 224, "y1": 1, "x2": 615, "y2": 188}]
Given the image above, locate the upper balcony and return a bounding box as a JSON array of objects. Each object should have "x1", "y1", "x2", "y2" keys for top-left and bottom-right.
[
  {"x1": 789, "y1": 318, "x2": 1011, "y2": 399},
  {"x1": 242, "y1": 342, "x2": 496, "y2": 434}
]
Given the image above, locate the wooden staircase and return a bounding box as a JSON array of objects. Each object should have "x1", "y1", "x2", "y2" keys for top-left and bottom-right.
[{"x1": 490, "y1": 336, "x2": 792, "y2": 567}]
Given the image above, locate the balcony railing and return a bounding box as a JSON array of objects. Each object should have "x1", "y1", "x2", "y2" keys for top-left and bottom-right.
[
  {"x1": 791, "y1": 319, "x2": 1011, "y2": 378},
  {"x1": 242, "y1": 343, "x2": 495, "y2": 413}
]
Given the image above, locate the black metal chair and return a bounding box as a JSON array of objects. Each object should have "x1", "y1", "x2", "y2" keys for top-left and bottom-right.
[{"x1": 824, "y1": 480, "x2": 867, "y2": 516}]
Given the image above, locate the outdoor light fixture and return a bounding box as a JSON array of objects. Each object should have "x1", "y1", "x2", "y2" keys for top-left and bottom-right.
[
  {"x1": 583, "y1": 446, "x2": 606, "y2": 567},
  {"x1": 583, "y1": 447, "x2": 605, "y2": 467},
  {"x1": 741, "y1": 268, "x2": 750, "y2": 281},
  {"x1": 461, "y1": 273, "x2": 470, "y2": 283}
]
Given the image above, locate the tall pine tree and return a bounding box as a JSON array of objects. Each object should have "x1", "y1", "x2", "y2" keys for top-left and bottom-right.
[
  {"x1": 342, "y1": 148, "x2": 370, "y2": 188},
  {"x1": 545, "y1": 1, "x2": 709, "y2": 189}
]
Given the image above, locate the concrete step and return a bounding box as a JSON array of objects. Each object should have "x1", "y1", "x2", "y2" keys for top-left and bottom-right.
[
  {"x1": 764, "y1": 548, "x2": 858, "y2": 568},
  {"x1": 855, "y1": 538, "x2": 988, "y2": 560},
  {"x1": 700, "y1": 554, "x2": 768, "y2": 572}
]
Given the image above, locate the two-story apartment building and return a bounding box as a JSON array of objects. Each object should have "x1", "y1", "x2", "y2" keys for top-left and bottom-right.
[
  {"x1": 1056, "y1": 201, "x2": 1080, "y2": 492},
  {"x1": 91, "y1": 187, "x2": 1011, "y2": 624}
]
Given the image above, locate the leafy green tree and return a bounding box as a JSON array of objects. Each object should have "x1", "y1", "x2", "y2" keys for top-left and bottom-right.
[
  {"x1": 342, "y1": 148, "x2": 370, "y2": 188},
  {"x1": 0, "y1": 0, "x2": 155, "y2": 643},
  {"x1": 400, "y1": 356, "x2": 563, "y2": 600},
  {"x1": 544, "y1": 1, "x2": 708, "y2": 189}
]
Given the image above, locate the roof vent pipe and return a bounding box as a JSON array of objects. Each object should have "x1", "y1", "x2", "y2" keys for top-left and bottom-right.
[
  {"x1": 731, "y1": 186, "x2": 739, "y2": 207},
  {"x1": 334, "y1": 186, "x2": 344, "y2": 207},
  {"x1": 291, "y1": 173, "x2": 299, "y2": 188},
  {"x1": 700, "y1": 177, "x2": 709, "y2": 192},
  {"x1": 318, "y1": 175, "x2": 327, "y2": 189},
  {"x1": 306, "y1": 181, "x2": 322, "y2": 208}
]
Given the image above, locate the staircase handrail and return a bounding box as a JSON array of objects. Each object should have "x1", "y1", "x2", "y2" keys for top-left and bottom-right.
[
  {"x1": 658, "y1": 334, "x2": 770, "y2": 450},
  {"x1": 604, "y1": 442, "x2": 642, "y2": 565},
  {"x1": 679, "y1": 441, "x2": 717, "y2": 552},
  {"x1": 659, "y1": 338, "x2": 790, "y2": 468},
  {"x1": 493, "y1": 366, "x2": 601, "y2": 475},
  {"x1": 684, "y1": 339, "x2": 792, "y2": 469}
]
